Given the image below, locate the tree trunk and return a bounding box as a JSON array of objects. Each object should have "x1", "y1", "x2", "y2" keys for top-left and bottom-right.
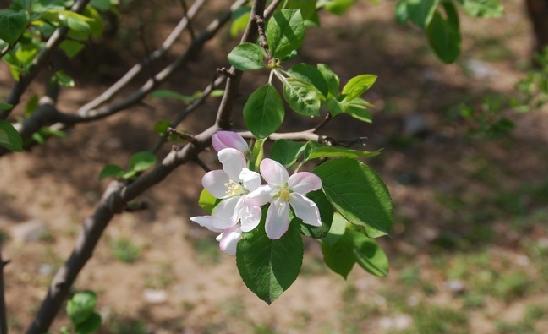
[{"x1": 526, "y1": 0, "x2": 548, "y2": 53}]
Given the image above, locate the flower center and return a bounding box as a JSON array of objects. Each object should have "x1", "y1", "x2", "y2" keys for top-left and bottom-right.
[
  {"x1": 226, "y1": 180, "x2": 246, "y2": 197},
  {"x1": 278, "y1": 186, "x2": 290, "y2": 202}
]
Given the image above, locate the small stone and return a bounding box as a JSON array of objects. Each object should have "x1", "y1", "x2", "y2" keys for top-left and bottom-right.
[
  {"x1": 38, "y1": 264, "x2": 53, "y2": 276},
  {"x1": 446, "y1": 280, "x2": 466, "y2": 295},
  {"x1": 465, "y1": 59, "x2": 498, "y2": 79},
  {"x1": 10, "y1": 221, "x2": 49, "y2": 243},
  {"x1": 143, "y1": 289, "x2": 167, "y2": 304},
  {"x1": 379, "y1": 314, "x2": 412, "y2": 331}
]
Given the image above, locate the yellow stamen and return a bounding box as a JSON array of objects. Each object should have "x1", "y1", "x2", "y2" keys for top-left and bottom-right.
[
  {"x1": 226, "y1": 180, "x2": 245, "y2": 197},
  {"x1": 278, "y1": 186, "x2": 290, "y2": 202}
]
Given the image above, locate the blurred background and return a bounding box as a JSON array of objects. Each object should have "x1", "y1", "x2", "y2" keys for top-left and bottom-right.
[{"x1": 0, "y1": 0, "x2": 547, "y2": 333}]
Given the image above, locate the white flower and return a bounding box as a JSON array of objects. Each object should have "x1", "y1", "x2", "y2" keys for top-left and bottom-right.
[
  {"x1": 258, "y1": 158, "x2": 323, "y2": 239},
  {"x1": 212, "y1": 130, "x2": 249, "y2": 153},
  {"x1": 190, "y1": 147, "x2": 262, "y2": 254}
]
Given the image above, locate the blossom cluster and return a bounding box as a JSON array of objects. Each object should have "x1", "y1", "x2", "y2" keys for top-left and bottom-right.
[{"x1": 191, "y1": 131, "x2": 323, "y2": 255}]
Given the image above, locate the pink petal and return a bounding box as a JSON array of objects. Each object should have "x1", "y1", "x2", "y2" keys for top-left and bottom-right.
[
  {"x1": 235, "y1": 198, "x2": 262, "y2": 232},
  {"x1": 218, "y1": 148, "x2": 246, "y2": 181},
  {"x1": 288, "y1": 172, "x2": 322, "y2": 194},
  {"x1": 212, "y1": 131, "x2": 249, "y2": 153},
  {"x1": 239, "y1": 168, "x2": 261, "y2": 191},
  {"x1": 260, "y1": 158, "x2": 289, "y2": 186},
  {"x1": 217, "y1": 226, "x2": 241, "y2": 255},
  {"x1": 202, "y1": 170, "x2": 229, "y2": 199},
  {"x1": 289, "y1": 193, "x2": 322, "y2": 227},
  {"x1": 211, "y1": 197, "x2": 239, "y2": 229},
  {"x1": 265, "y1": 199, "x2": 290, "y2": 239},
  {"x1": 190, "y1": 216, "x2": 223, "y2": 233},
  {"x1": 246, "y1": 185, "x2": 274, "y2": 206}
]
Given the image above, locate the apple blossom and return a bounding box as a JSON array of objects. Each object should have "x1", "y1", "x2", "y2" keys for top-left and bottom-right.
[
  {"x1": 259, "y1": 158, "x2": 323, "y2": 239},
  {"x1": 212, "y1": 130, "x2": 249, "y2": 153}
]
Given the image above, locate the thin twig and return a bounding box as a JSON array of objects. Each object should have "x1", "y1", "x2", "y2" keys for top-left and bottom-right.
[
  {"x1": 0, "y1": 246, "x2": 8, "y2": 334},
  {"x1": 179, "y1": 0, "x2": 196, "y2": 40}
]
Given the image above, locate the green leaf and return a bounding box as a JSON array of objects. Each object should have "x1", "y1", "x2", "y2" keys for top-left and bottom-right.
[
  {"x1": 352, "y1": 233, "x2": 389, "y2": 277},
  {"x1": 342, "y1": 74, "x2": 377, "y2": 100},
  {"x1": 0, "y1": 9, "x2": 28, "y2": 44},
  {"x1": 266, "y1": 9, "x2": 305, "y2": 59},
  {"x1": 283, "y1": 77, "x2": 322, "y2": 117},
  {"x1": 321, "y1": 0, "x2": 357, "y2": 15},
  {"x1": 58, "y1": 10, "x2": 91, "y2": 33},
  {"x1": 91, "y1": 0, "x2": 116, "y2": 11},
  {"x1": 74, "y1": 312, "x2": 101, "y2": 334},
  {"x1": 339, "y1": 97, "x2": 373, "y2": 123},
  {"x1": 0, "y1": 103, "x2": 12, "y2": 111},
  {"x1": 299, "y1": 190, "x2": 334, "y2": 239},
  {"x1": 395, "y1": 0, "x2": 439, "y2": 28},
  {"x1": 0, "y1": 120, "x2": 23, "y2": 151},
  {"x1": 270, "y1": 139, "x2": 308, "y2": 167},
  {"x1": 321, "y1": 213, "x2": 355, "y2": 279},
  {"x1": 52, "y1": 70, "x2": 75, "y2": 87},
  {"x1": 288, "y1": 63, "x2": 328, "y2": 97},
  {"x1": 128, "y1": 151, "x2": 156, "y2": 174},
  {"x1": 314, "y1": 158, "x2": 393, "y2": 233},
  {"x1": 306, "y1": 143, "x2": 380, "y2": 160},
  {"x1": 243, "y1": 85, "x2": 284, "y2": 138},
  {"x1": 317, "y1": 64, "x2": 340, "y2": 97},
  {"x1": 199, "y1": 189, "x2": 219, "y2": 214},
  {"x1": 60, "y1": 40, "x2": 85, "y2": 58},
  {"x1": 66, "y1": 292, "x2": 97, "y2": 325},
  {"x1": 427, "y1": 2, "x2": 461, "y2": 64},
  {"x1": 284, "y1": 0, "x2": 319, "y2": 26},
  {"x1": 210, "y1": 90, "x2": 224, "y2": 98},
  {"x1": 230, "y1": 7, "x2": 250, "y2": 38},
  {"x1": 228, "y1": 42, "x2": 265, "y2": 70},
  {"x1": 237, "y1": 220, "x2": 303, "y2": 304},
  {"x1": 461, "y1": 0, "x2": 503, "y2": 18},
  {"x1": 153, "y1": 119, "x2": 170, "y2": 135},
  {"x1": 99, "y1": 164, "x2": 125, "y2": 180}
]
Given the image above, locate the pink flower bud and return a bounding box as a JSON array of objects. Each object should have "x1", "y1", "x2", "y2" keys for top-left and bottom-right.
[{"x1": 212, "y1": 131, "x2": 249, "y2": 152}]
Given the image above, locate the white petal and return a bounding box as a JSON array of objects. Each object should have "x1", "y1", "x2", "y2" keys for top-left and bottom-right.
[
  {"x1": 235, "y1": 199, "x2": 262, "y2": 232},
  {"x1": 202, "y1": 170, "x2": 229, "y2": 199},
  {"x1": 239, "y1": 168, "x2": 261, "y2": 191},
  {"x1": 260, "y1": 158, "x2": 289, "y2": 186},
  {"x1": 210, "y1": 197, "x2": 239, "y2": 229},
  {"x1": 217, "y1": 226, "x2": 241, "y2": 255},
  {"x1": 218, "y1": 148, "x2": 246, "y2": 181},
  {"x1": 288, "y1": 172, "x2": 322, "y2": 194},
  {"x1": 265, "y1": 199, "x2": 290, "y2": 239},
  {"x1": 289, "y1": 193, "x2": 322, "y2": 227},
  {"x1": 246, "y1": 185, "x2": 274, "y2": 206},
  {"x1": 190, "y1": 216, "x2": 223, "y2": 233}
]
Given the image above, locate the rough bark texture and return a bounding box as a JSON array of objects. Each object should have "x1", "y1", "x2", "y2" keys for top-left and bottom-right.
[{"x1": 526, "y1": 0, "x2": 548, "y2": 53}]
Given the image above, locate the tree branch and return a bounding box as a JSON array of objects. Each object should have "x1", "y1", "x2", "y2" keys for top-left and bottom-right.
[
  {"x1": 240, "y1": 129, "x2": 326, "y2": 142},
  {"x1": 26, "y1": 1, "x2": 271, "y2": 332},
  {"x1": 0, "y1": 0, "x2": 91, "y2": 119}
]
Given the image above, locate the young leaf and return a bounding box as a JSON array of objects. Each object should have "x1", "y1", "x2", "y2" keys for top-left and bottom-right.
[
  {"x1": 153, "y1": 119, "x2": 170, "y2": 135},
  {"x1": 270, "y1": 139, "x2": 308, "y2": 167},
  {"x1": 314, "y1": 158, "x2": 393, "y2": 234},
  {"x1": 339, "y1": 97, "x2": 373, "y2": 123},
  {"x1": 288, "y1": 63, "x2": 328, "y2": 97},
  {"x1": 128, "y1": 151, "x2": 156, "y2": 174},
  {"x1": 284, "y1": 0, "x2": 319, "y2": 26},
  {"x1": 0, "y1": 9, "x2": 28, "y2": 44},
  {"x1": 298, "y1": 190, "x2": 334, "y2": 239},
  {"x1": 66, "y1": 292, "x2": 97, "y2": 325},
  {"x1": 60, "y1": 40, "x2": 85, "y2": 58},
  {"x1": 52, "y1": 70, "x2": 75, "y2": 87},
  {"x1": 0, "y1": 103, "x2": 12, "y2": 111},
  {"x1": 230, "y1": 7, "x2": 250, "y2": 37},
  {"x1": 249, "y1": 138, "x2": 266, "y2": 171},
  {"x1": 99, "y1": 164, "x2": 125, "y2": 180},
  {"x1": 322, "y1": 0, "x2": 357, "y2": 15},
  {"x1": 266, "y1": 9, "x2": 305, "y2": 59},
  {"x1": 352, "y1": 233, "x2": 389, "y2": 277},
  {"x1": 243, "y1": 85, "x2": 284, "y2": 138},
  {"x1": 199, "y1": 189, "x2": 219, "y2": 214},
  {"x1": 342, "y1": 74, "x2": 377, "y2": 100},
  {"x1": 0, "y1": 120, "x2": 23, "y2": 151},
  {"x1": 74, "y1": 312, "x2": 101, "y2": 334},
  {"x1": 306, "y1": 143, "x2": 380, "y2": 160},
  {"x1": 228, "y1": 42, "x2": 265, "y2": 70},
  {"x1": 237, "y1": 221, "x2": 303, "y2": 304},
  {"x1": 427, "y1": 2, "x2": 461, "y2": 64},
  {"x1": 321, "y1": 213, "x2": 355, "y2": 279},
  {"x1": 462, "y1": 0, "x2": 503, "y2": 18},
  {"x1": 282, "y1": 77, "x2": 322, "y2": 117}
]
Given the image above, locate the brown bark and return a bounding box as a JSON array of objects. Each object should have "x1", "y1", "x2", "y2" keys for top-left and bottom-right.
[{"x1": 526, "y1": 0, "x2": 548, "y2": 53}]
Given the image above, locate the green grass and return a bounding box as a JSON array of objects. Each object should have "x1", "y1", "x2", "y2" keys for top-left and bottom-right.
[
  {"x1": 110, "y1": 238, "x2": 141, "y2": 263},
  {"x1": 400, "y1": 304, "x2": 468, "y2": 334}
]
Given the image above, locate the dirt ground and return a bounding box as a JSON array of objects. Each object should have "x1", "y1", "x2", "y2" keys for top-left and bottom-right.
[{"x1": 1, "y1": 0, "x2": 547, "y2": 333}]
